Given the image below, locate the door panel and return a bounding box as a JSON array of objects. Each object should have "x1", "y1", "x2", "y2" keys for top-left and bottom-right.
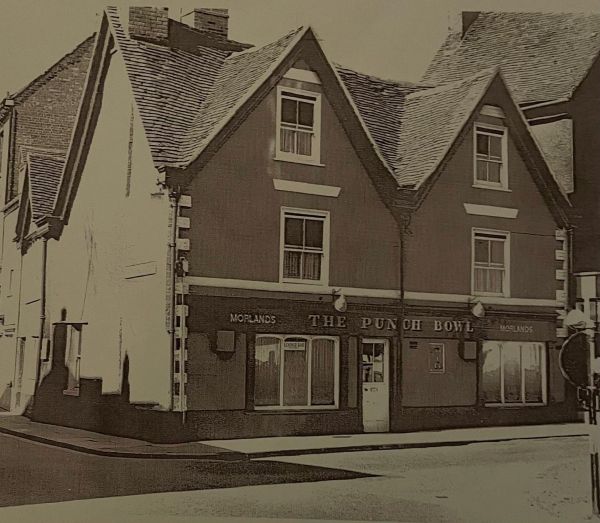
[{"x1": 361, "y1": 339, "x2": 389, "y2": 432}]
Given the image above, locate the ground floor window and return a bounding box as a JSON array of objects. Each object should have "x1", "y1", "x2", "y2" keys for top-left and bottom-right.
[
  {"x1": 254, "y1": 334, "x2": 339, "y2": 409},
  {"x1": 482, "y1": 341, "x2": 546, "y2": 405}
]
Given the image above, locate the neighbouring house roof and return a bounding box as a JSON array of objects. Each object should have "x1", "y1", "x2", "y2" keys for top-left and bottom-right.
[
  {"x1": 26, "y1": 151, "x2": 66, "y2": 223},
  {"x1": 422, "y1": 11, "x2": 600, "y2": 105},
  {"x1": 0, "y1": 36, "x2": 95, "y2": 123}
]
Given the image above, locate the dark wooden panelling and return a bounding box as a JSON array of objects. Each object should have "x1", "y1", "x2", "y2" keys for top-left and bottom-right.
[
  {"x1": 186, "y1": 331, "x2": 247, "y2": 410},
  {"x1": 347, "y1": 336, "x2": 358, "y2": 408},
  {"x1": 548, "y1": 346, "x2": 566, "y2": 403},
  {"x1": 401, "y1": 338, "x2": 477, "y2": 407}
]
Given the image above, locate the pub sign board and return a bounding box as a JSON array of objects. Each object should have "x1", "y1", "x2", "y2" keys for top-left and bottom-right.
[{"x1": 191, "y1": 296, "x2": 554, "y2": 341}]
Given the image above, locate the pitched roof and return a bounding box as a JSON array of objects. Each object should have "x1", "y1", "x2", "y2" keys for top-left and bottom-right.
[
  {"x1": 340, "y1": 66, "x2": 497, "y2": 188},
  {"x1": 106, "y1": 7, "x2": 229, "y2": 167},
  {"x1": 422, "y1": 11, "x2": 600, "y2": 104},
  {"x1": 394, "y1": 69, "x2": 496, "y2": 187},
  {"x1": 0, "y1": 36, "x2": 95, "y2": 123},
  {"x1": 106, "y1": 7, "x2": 304, "y2": 169},
  {"x1": 178, "y1": 27, "x2": 305, "y2": 166},
  {"x1": 336, "y1": 67, "x2": 424, "y2": 170},
  {"x1": 26, "y1": 151, "x2": 66, "y2": 223}
]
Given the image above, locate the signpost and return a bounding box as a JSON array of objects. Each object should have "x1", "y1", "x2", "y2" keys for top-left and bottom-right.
[{"x1": 562, "y1": 309, "x2": 600, "y2": 516}]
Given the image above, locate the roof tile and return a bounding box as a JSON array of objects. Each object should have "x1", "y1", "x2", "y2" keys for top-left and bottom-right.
[{"x1": 423, "y1": 11, "x2": 600, "y2": 104}]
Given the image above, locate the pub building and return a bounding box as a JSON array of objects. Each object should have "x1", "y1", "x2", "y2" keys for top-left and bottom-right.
[
  {"x1": 18, "y1": 8, "x2": 576, "y2": 443},
  {"x1": 182, "y1": 65, "x2": 576, "y2": 439}
]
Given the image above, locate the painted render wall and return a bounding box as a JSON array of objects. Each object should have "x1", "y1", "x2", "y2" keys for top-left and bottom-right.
[
  {"x1": 44, "y1": 50, "x2": 172, "y2": 408},
  {"x1": 0, "y1": 209, "x2": 23, "y2": 408},
  {"x1": 405, "y1": 88, "x2": 561, "y2": 299},
  {"x1": 186, "y1": 72, "x2": 400, "y2": 290}
]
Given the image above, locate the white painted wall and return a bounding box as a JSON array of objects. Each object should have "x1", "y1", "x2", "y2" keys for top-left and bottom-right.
[
  {"x1": 45, "y1": 49, "x2": 172, "y2": 408},
  {"x1": 0, "y1": 208, "x2": 24, "y2": 409}
]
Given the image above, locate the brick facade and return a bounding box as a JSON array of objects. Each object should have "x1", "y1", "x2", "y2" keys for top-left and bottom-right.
[
  {"x1": 128, "y1": 7, "x2": 169, "y2": 43},
  {"x1": 7, "y1": 37, "x2": 94, "y2": 201}
]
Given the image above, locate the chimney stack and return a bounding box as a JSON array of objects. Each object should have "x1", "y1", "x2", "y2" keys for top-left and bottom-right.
[
  {"x1": 182, "y1": 8, "x2": 229, "y2": 39},
  {"x1": 461, "y1": 11, "x2": 480, "y2": 37},
  {"x1": 128, "y1": 7, "x2": 169, "y2": 43}
]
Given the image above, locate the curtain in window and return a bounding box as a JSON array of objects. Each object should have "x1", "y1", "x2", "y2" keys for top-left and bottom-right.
[
  {"x1": 254, "y1": 337, "x2": 281, "y2": 406},
  {"x1": 311, "y1": 338, "x2": 335, "y2": 405},
  {"x1": 474, "y1": 267, "x2": 504, "y2": 294},
  {"x1": 280, "y1": 128, "x2": 295, "y2": 153},
  {"x1": 284, "y1": 251, "x2": 301, "y2": 278},
  {"x1": 283, "y1": 341, "x2": 308, "y2": 406},
  {"x1": 482, "y1": 341, "x2": 502, "y2": 403},
  {"x1": 502, "y1": 342, "x2": 522, "y2": 403},
  {"x1": 296, "y1": 131, "x2": 312, "y2": 156},
  {"x1": 523, "y1": 343, "x2": 543, "y2": 403},
  {"x1": 302, "y1": 252, "x2": 321, "y2": 280}
]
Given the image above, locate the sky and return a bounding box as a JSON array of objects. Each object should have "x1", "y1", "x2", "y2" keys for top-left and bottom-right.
[{"x1": 0, "y1": 0, "x2": 600, "y2": 98}]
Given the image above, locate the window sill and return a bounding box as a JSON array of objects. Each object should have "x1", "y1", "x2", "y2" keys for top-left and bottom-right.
[
  {"x1": 250, "y1": 406, "x2": 339, "y2": 413},
  {"x1": 472, "y1": 291, "x2": 509, "y2": 298},
  {"x1": 63, "y1": 389, "x2": 80, "y2": 397},
  {"x1": 274, "y1": 155, "x2": 325, "y2": 168},
  {"x1": 472, "y1": 183, "x2": 512, "y2": 193},
  {"x1": 281, "y1": 279, "x2": 327, "y2": 286},
  {"x1": 484, "y1": 403, "x2": 547, "y2": 408}
]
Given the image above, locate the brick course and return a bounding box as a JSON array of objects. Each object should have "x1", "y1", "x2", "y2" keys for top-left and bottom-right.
[{"x1": 7, "y1": 37, "x2": 94, "y2": 201}]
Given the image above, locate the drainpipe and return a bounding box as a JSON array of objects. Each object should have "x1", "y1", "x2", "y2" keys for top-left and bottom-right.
[
  {"x1": 396, "y1": 212, "x2": 410, "y2": 411},
  {"x1": 33, "y1": 237, "x2": 48, "y2": 397},
  {"x1": 168, "y1": 187, "x2": 181, "y2": 412}
]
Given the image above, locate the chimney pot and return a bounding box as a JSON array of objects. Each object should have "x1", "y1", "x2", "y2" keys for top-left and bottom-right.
[
  {"x1": 128, "y1": 7, "x2": 169, "y2": 43},
  {"x1": 183, "y1": 8, "x2": 229, "y2": 39}
]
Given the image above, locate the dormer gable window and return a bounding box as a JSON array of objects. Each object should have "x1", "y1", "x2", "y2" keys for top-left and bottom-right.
[
  {"x1": 474, "y1": 122, "x2": 508, "y2": 190},
  {"x1": 275, "y1": 86, "x2": 321, "y2": 165}
]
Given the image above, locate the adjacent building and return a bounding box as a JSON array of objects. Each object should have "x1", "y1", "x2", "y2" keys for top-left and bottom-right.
[
  {"x1": 0, "y1": 37, "x2": 95, "y2": 411},
  {"x1": 0, "y1": 7, "x2": 580, "y2": 441}
]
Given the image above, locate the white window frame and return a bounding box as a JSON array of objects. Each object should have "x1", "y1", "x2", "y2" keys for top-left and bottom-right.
[
  {"x1": 472, "y1": 228, "x2": 510, "y2": 297},
  {"x1": 275, "y1": 86, "x2": 322, "y2": 165},
  {"x1": 482, "y1": 341, "x2": 548, "y2": 407},
  {"x1": 280, "y1": 207, "x2": 330, "y2": 286},
  {"x1": 473, "y1": 123, "x2": 508, "y2": 190},
  {"x1": 254, "y1": 334, "x2": 340, "y2": 410}
]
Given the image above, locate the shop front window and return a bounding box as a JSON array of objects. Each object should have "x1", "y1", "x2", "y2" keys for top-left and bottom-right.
[
  {"x1": 254, "y1": 335, "x2": 339, "y2": 409},
  {"x1": 481, "y1": 341, "x2": 546, "y2": 405}
]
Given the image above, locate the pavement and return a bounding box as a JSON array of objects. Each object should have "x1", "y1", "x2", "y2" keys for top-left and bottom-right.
[{"x1": 0, "y1": 413, "x2": 588, "y2": 460}]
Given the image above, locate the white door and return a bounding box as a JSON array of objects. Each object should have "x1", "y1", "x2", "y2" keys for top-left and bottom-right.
[{"x1": 361, "y1": 339, "x2": 389, "y2": 432}]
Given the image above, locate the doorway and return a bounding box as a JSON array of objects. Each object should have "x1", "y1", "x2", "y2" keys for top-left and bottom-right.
[
  {"x1": 361, "y1": 338, "x2": 390, "y2": 432},
  {"x1": 13, "y1": 337, "x2": 26, "y2": 410}
]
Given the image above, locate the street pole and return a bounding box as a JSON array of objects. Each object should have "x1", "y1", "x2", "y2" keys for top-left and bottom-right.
[{"x1": 586, "y1": 325, "x2": 600, "y2": 517}]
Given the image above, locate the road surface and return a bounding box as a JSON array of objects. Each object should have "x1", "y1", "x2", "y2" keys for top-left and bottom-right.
[{"x1": 0, "y1": 432, "x2": 593, "y2": 522}]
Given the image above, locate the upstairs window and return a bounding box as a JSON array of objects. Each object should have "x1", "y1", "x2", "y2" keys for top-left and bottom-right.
[
  {"x1": 281, "y1": 208, "x2": 329, "y2": 285},
  {"x1": 276, "y1": 87, "x2": 321, "y2": 164},
  {"x1": 472, "y1": 229, "x2": 509, "y2": 296},
  {"x1": 474, "y1": 125, "x2": 507, "y2": 189}
]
